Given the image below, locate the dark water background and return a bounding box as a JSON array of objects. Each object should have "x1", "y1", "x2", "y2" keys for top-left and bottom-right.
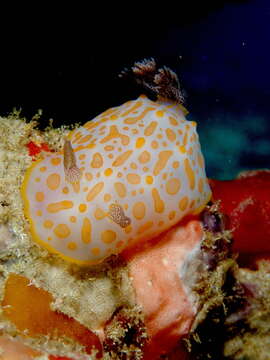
[{"x1": 0, "y1": 0, "x2": 269, "y2": 179}]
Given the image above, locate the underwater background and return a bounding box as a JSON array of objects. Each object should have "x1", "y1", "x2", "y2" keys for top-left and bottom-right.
[{"x1": 0, "y1": 0, "x2": 269, "y2": 180}]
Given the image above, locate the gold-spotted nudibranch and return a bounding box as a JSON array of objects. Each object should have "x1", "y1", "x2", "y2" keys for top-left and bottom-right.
[{"x1": 21, "y1": 59, "x2": 212, "y2": 265}]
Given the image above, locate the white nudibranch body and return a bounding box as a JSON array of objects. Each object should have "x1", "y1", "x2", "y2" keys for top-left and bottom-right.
[{"x1": 21, "y1": 95, "x2": 212, "y2": 265}]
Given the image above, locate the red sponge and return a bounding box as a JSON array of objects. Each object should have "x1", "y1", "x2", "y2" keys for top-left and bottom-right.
[
  {"x1": 209, "y1": 171, "x2": 270, "y2": 256},
  {"x1": 26, "y1": 141, "x2": 51, "y2": 157}
]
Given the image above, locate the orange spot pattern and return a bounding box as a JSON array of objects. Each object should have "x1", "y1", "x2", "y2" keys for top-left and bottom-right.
[
  {"x1": 144, "y1": 121, "x2": 158, "y2": 136},
  {"x1": 46, "y1": 173, "x2": 60, "y2": 190},
  {"x1": 152, "y1": 188, "x2": 165, "y2": 213},
  {"x1": 132, "y1": 202, "x2": 146, "y2": 220},
  {"x1": 81, "y1": 218, "x2": 92, "y2": 244},
  {"x1": 91, "y1": 153, "x2": 103, "y2": 168},
  {"x1": 153, "y1": 151, "x2": 173, "y2": 176},
  {"x1": 47, "y1": 201, "x2": 74, "y2": 213},
  {"x1": 86, "y1": 182, "x2": 104, "y2": 201},
  {"x1": 54, "y1": 224, "x2": 71, "y2": 239},
  {"x1": 138, "y1": 150, "x2": 151, "y2": 164},
  {"x1": 112, "y1": 150, "x2": 133, "y2": 166}
]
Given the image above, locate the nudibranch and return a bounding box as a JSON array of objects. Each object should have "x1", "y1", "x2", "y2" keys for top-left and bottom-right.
[{"x1": 21, "y1": 59, "x2": 212, "y2": 265}]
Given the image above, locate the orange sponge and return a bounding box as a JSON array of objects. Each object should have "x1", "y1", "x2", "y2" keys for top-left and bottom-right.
[{"x1": 2, "y1": 273, "x2": 102, "y2": 357}]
